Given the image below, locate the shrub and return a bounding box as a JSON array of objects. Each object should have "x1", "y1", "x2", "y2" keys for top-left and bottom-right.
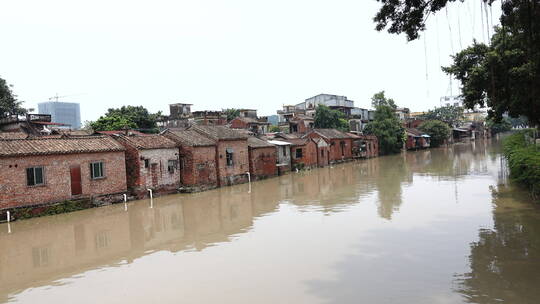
[{"x1": 503, "y1": 130, "x2": 540, "y2": 200}]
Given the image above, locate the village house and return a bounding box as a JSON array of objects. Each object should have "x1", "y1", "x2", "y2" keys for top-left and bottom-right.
[
  {"x1": 192, "y1": 110, "x2": 227, "y2": 126},
  {"x1": 283, "y1": 138, "x2": 318, "y2": 169},
  {"x1": 267, "y1": 139, "x2": 292, "y2": 174},
  {"x1": 0, "y1": 136, "x2": 127, "y2": 209},
  {"x1": 304, "y1": 129, "x2": 354, "y2": 163},
  {"x1": 313, "y1": 138, "x2": 330, "y2": 167},
  {"x1": 162, "y1": 129, "x2": 218, "y2": 191},
  {"x1": 230, "y1": 117, "x2": 270, "y2": 135},
  {"x1": 190, "y1": 125, "x2": 250, "y2": 186},
  {"x1": 349, "y1": 134, "x2": 379, "y2": 158},
  {"x1": 112, "y1": 134, "x2": 180, "y2": 198},
  {"x1": 287, "y1": 115, "x2": 314, "y2": 134},
  {"x1": 406, "y1": 128, "x2": 431, "y2": 150},
  {"x1": 247, "y1": 137, "x2": 277, "y2": 180}
]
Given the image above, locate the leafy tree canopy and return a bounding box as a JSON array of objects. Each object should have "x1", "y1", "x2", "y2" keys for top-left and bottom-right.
[
  {"x1": 223, "y1": 108, "x2": 240, "y2": 121},
  {"x1": 90, "y1": 105, "x2": 159, "y2": 132},
  {"x1": 364, "y1": 104, "x2": 405, "y2": 154},
  {"x1": 0, "y1": 77, "x2": 26, "y2": 118},
  {"x1": 419, "y1": 120, "x2": 451, "y2": 147},
  {"x1": 371, "y1": 90, "x2": 397, "y2": 109},
  {"x1": 374, "y1": 0, "x2": 540, "y2": 126},
  {"x1": 314, "y1": 105, "x2": 349, "y2": 132},
  {"x1": 420, "y1": 105, "x2": 464, "y2": 127},
  {"x1": 486, "y1": 117, "x2": 512, "y2": 134}
]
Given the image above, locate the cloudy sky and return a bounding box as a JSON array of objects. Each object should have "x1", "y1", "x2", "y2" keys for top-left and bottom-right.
[{"x1": 0, "y1": 0, "x2": 500, "y2": 122}]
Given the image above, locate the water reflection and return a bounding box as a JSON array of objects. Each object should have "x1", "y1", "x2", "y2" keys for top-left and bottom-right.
[
  {"x1": 0, "y1": 139, "x2": 536, "y2": 304},
  {"x1": 455, "y1": 185, "x2": 540, "y2": 304}
]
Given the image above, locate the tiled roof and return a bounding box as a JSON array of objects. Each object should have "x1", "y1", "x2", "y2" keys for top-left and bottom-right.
[
  {"x1": 0, "y1": 132, "x2": 28, "y2": 139},
  {"x1": 118, "y1": 134, "x2": 177, "y2": 149},
  {"x1": 0, "y1": 136, "x2": 125, "y2": 157},
  {"x1": 164, "y1": 130, "x2": 216, "y2": 147},
  {"x1": 97, "y1": 130, "x2": 147, "y2": 136},
  {"x1": 247, "y1": 137, "x2": 275, "y2": 148},
  {"x1": 190, "y1": 125, "x2": 248, "y2": 141},
  {"x1": 311, "y1": 128, "x2": 352, "y2": 139},
  {"x1": 274, "y1": 133, "x2": 302, "y2": 140},
  {"x1": 282, "y1": 138, "x2": 311, "y2": 146},
  {"x1": 406, "y1": 128, "x2": 424, "y2": 136},
  {"x1": 346, "y1": 132, "x2": 361, "y2": 139}
]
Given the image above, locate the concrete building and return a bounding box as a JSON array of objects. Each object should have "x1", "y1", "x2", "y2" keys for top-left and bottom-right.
[
  {"x1": 113, "y1": 134, "x2": 180, "y2": 198},
  {"x1": 0, "y1": 136, "x2": 127, "y2": 209},
  {"x1": 157, "y1": 103, "x2": 192, "y2": 129},
  {"x1": 38, "y1": 102, "x2": 81, "y2": 129}
]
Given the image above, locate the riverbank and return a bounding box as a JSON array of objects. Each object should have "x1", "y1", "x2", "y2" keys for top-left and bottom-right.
[{"x1": 503, "y1": 130, "x2": 540, "y2": 200}]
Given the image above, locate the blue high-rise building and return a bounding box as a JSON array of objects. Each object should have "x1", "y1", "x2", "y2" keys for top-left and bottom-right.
[{"x1": 38, "y1": 101, "x2": 81, "y2": 129}]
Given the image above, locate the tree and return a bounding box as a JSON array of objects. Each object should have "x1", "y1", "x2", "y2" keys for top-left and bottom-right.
[
  {"x1": 314, "y1": 105, "x2": 349, "y2": 132},
  {"x1": 419, "y1": 120, "x2": 451, "y2": 147},
  {"x1": 90, "y1": 106, "x2": 158, "y2": 132},
  {"x1": 223, "y1": 108, "x2": 240, "y2": 122},
  {"x1": 364, "y1": 105, "x2": 405, "y2": 154},
  {"x1": 269, "y1": 125, "x2": 281, "y2": 132},
  {"x1": 0, "y1": 77, "x2": 26, "y2": 118},
  {"x1": 486, "y1": 117, "x2": 512, "y2": 134},
  {"x1": 420, "y1": 105, "x2": 464, "y2": 127},
  {"x1": 371, "y1": 90, "x2": 397, "y2": 109},
  {"x1": 373, "y1": 0, "x2": 540, "y2": 127}
]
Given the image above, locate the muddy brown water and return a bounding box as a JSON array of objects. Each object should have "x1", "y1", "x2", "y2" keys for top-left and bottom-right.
[{"x1": 1, "y1": 139, "x2": 539, "y2": 304}]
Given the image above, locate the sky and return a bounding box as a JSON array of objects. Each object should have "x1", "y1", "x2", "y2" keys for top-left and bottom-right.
[{"x1": 0, "y1": 0, "x2": 501, "y2": 123}]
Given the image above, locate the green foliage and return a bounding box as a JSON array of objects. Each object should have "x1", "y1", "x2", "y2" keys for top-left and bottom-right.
[
  {"x1": 0, "y1": 76, "x2": 26, "y2": 118},
  {"x1": 503, "y1": 130, "x2": 540, "y2": 199},
  {"x1": 364, "y1": 105, "x2": 405, "y2": 155},
  {"x1": 269, "y1": 125, "x2": 281, "y2": 133},
  {"x1": 223, "y1": 108, "x2": 240, "y2": 121},
  {"x1": 90, "y1": 105, "x2": 159, "y2": 133},
  {"x1": 14, "y1": 199, "x2": 93, "y2": 220},
  {"x1": 486, "y1": 117, "x2": 512, "y2": 134},
  {"x1": 419, "y1": 120, "x2": 451, "y2": 148},
  {"x1": 420, "y1": 105, "x2": 464, "y2": 127},
  {"x1": 314, "y1": 105, "x2": 349, "y2": 132},
  {"x1": 374, "y1": 1, "x2": 540, "y2": 126},
  {"x1": 371, "y1": 91, "x2": 397, "y2": 109}
]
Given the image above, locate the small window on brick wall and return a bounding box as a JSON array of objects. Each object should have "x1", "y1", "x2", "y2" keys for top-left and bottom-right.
[
  {"x1": 295, "y1": 148, "x2": 303, "y2": 158},
  {"x1": 226, "y1": 148, "x2": 234, "y2": 166},
  {"x1": 168, "y1": 160, "x2": 178, "y2": 173},
  {"x1": 27, "y1": 166, "x2": 45, "y2": 186},
  {"x1": 90, "y1": 162, "x2": 105, "y2": 179},
  {"x1": 144, "y1": 159, "x2": 150, "y2": 168}
]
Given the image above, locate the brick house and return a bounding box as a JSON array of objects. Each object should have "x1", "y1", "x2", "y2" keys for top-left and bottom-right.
[
  {"x1": 284, "y1": 138, "x2": 318, "y2": 169},
  {"x1": 230, "y1": 117, "x2": 270, "y2": 135},
  {"x1": 0, "y1": 136, "x2": 127, "y2": 209},
  {"x1": 313, "y1": 138, "x2": 330, "y2": 167},
  {"x1": 267, "y1": 139, "x2": 292, "y2": 174},
  {"x1": 406, "y1": 128, "x2": 430, "y2": 150},
  {"x1": 247, "y1": 137, "x2": 277, "y2": 180},
  {"x1": 162, "y1": 129, "x2": 218, "y2": 191},
  {"x1": 304, "y1": 129, "x2": 354, "y2": 163},
  {"x1": 113, "y1": 134, "x2": 180, "y2": 198},
  {"x1": 190, "y1": 125, "x2": 249, "y2": 186},
  {"x1": 349, "y1": 133, "x2": 379, "y2": 158},
  {"x1": 288, "y1": 115, "x2": 314, "y2": 134}
]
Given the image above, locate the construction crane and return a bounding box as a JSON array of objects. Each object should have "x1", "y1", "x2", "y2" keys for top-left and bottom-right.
[{"x1": 48, "y1": 93, "x2": 85, "y2": 102}]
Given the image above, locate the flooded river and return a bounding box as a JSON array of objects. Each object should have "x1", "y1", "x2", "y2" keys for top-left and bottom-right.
[{"x1": 1, "y1": 139, "x2": 539, "y2": 303}]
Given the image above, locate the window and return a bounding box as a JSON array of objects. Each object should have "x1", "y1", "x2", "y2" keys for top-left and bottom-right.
[
  {"x1": 340, "y1": 141, "x2": 346, "y2": 156},
  {"x1": 295, "y1": 148, "x2": 303, "y2": 158},
  {"x1": 27, "y1": 167, "x2": 44, "y2": 186},
  {"x1": 144, "y1": 159, "x2": 150, "y2": 168},
  {"x1": 226, "y1": 148, "x2": 234, "y2": 166},
  {"x1": 321, "y1": 149, "x2": 324, "y2": 157},
  {"x1": 168, "y1": 160, "x2": 177, "y2": 173},
  {"x1": 90, "y1": 162, "x2": 104, "y2": 179},
  {"x1": 282, "y1": 147, "x2": 287, "y2": 157}
]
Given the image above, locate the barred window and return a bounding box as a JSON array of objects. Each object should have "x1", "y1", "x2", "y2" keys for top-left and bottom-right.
[
  {"x1": 168, "y1": 160, "x2": 178, "y2": 173},
  {"x1": 226, "y1": 148, "x2": 234, "y2": 166}
]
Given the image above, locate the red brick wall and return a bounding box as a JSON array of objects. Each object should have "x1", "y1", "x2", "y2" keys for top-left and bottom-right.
[
  {"x1": 248, "y1": 147, "x2": 277, "y2": 180},
  {"x1": 229, "y1": 118, "x2": 248, "y2": 129},
  {"x1": 216, "y1": 140, "x2": 249, "y2": 186},
  {"x1": 291, "y1": 140, "x2": 317, "y2": 168},
  {"x1": 0, "y1": 152, "x2": 127, "y2": 209},
  {"x1": 180, "y1": 146, "x2": 218, "y2": 188},
  {"x1": 327, "y1": 138, "x2": 353, "y2": 162},
  {"x1": 317, "y1": 145, "x2": 330, "y2": 167}
]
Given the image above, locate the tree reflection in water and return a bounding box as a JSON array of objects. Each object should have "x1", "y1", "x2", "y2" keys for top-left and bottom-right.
[{"x1": 455, "y1": 185, "x2": 540, "y2": 304}]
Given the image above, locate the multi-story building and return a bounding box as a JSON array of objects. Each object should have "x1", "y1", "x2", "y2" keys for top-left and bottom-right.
[{"x1": 38, "y1": 101, "x2": 81, "y2": 129}]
